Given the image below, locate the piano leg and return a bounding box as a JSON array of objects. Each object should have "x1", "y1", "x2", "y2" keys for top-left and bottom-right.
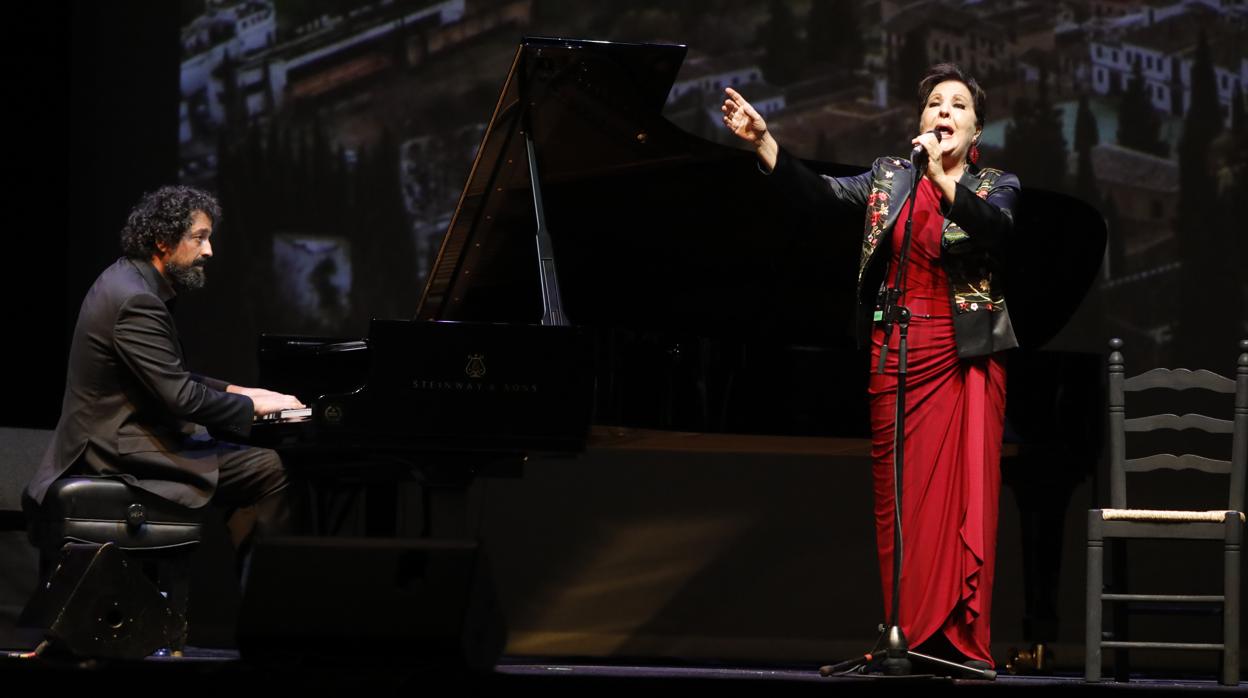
[{"x1": 296, "y1": 454, "x2": 523, "y2": 538}]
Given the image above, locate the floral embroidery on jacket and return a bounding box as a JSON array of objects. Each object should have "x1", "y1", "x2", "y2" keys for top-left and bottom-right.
[
  {"x1": 944, "y1": 169, "x2": 1006, "y2": 316},
  {"x1": 857, "y1": 158, "x2": 905, "y2": 286},
  {"x1": 855, "y1": 160, "x2": 1008, "y2": 318}
]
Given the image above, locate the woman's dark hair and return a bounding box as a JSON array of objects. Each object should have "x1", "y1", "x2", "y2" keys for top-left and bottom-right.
[
  {"x1": 917, "y1": 63, "x2": 986, "y2": 131},
  {"x1": 119, "y1": 186, "x2": 222, "y2": 259}
]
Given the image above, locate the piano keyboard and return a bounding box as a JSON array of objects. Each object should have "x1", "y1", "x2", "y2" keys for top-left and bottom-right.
[{"x1": 255, "y1": 407, "x2": 312, "y2": 423}]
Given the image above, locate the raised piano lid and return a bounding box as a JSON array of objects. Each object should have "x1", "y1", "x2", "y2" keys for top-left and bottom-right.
[
  {"x1": 416, "y1": 36, "x2": 1106, "y2": 352},
  {"x1": 416, "y1": 38, "x2": 687, "y2": 324}
]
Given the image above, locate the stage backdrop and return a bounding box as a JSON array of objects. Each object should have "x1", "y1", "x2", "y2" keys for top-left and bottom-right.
[{"x1": 4, "y1": 0, "x2": 1243, "y2": 675}]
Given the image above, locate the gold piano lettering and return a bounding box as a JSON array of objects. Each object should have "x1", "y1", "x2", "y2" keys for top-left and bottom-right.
[
  {"x1": 410, "y1": 379, "x2": 539, "y2": 393},
  {"x1": 503, "y1": 383, "x2": 538, "y2": 392}
]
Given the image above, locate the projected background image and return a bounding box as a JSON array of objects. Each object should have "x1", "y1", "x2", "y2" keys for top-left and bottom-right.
[{"x1": 175, "y1": 0, "x2": 1247, "y2": 388}]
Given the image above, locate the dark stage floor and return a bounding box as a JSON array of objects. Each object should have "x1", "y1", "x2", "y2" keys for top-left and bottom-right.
[{"x1": 0, "y1": 645, "x2": 1241, "y2": 694}]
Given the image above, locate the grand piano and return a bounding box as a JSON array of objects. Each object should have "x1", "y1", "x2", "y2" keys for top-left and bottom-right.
[{"x1": 252, "y1": 37, "x2": 1106, "y2": 651}]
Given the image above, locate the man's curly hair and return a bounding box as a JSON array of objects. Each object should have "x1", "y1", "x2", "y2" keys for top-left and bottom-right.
[{"x1": 119, "y1": 186, "x2": 222, "y2": 259}]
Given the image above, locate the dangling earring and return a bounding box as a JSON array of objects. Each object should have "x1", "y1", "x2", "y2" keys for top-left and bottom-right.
[{"x1": 969, "y1": 141, "x2": 980, "y2": 165}]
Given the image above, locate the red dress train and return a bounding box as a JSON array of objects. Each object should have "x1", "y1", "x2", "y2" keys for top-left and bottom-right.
[{"x1": 867, "y1": 178, "x2": 1007, "y2": 663}]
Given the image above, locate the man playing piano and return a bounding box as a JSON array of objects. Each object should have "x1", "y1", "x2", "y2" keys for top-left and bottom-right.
[{"x1": 26, "y1": 185, "x2": 305, "y2": 548}]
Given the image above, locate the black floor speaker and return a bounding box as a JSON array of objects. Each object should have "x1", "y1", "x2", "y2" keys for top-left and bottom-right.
[
  {"x1": 237, "y1": 537, "x2": 506, "y2": 671},
  {"x1": 21, "y1": 542, "x2": 181, "y2": 659}
]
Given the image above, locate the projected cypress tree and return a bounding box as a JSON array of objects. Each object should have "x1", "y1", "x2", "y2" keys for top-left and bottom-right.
[
  {"x1": 1232, "y1": 83, "x2": 1246, "y2": 136},
  {"x1": 1116, "y1": 58, "x2": 1167, "y2": 157},
  {"x1": 1073, "y1": 94, "x2": 1115, "y2": 274},
  {"x1": 1174, "y1": 31, "x2": 1227, "y2": 365},
  {"x1": 759, "y1": 0, "x2": 803, "y2": 85},
  {"x1": 1074, "y1": 94, "x2": 1100, "y2": 197},
  {"x1": 807, "y1": 0, "x2": 862, "y2": 71},
  {"x1": 1003, "y1": 69, "x2": 1067, "y2": 191},
  {"x1": 347, "y1": 128, "x2": 419, "y2": 330},
  {"x1": 1218, "y1": 83, "x2": 1248, "y2": 340},
  {"x1": 892, "y1": 28, "x2": 928, "y2": 102},
  {"x1": 1227, "y1": 85, "x2": 1248, "y2": 337}
]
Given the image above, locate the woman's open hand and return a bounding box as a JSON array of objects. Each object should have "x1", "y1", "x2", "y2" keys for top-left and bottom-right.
[{"x1": 722, "y1": 87, "x2": 778, "y2": 171}]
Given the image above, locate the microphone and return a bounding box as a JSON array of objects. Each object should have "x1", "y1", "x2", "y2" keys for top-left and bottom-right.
[{"x1": 910, "y1": 129, "x2": 942, "y2": 168}]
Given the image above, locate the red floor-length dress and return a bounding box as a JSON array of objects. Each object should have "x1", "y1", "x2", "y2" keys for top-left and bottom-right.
[{"x1": 867, "y1": 177, "x2": 1007, "y2": 663}]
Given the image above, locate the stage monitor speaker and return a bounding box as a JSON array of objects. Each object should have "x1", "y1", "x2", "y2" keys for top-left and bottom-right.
[
  {"x1": 237, "y1": 537, "x2": 506, "y2": 671},
  {"x1": 21, "y1": 542, "x2": 181, "y2": 659}
]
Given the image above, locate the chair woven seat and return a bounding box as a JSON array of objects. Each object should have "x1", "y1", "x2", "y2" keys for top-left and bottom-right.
[{"x1": 1100, "y1": 509, "x2": 1245, "y2": 523}]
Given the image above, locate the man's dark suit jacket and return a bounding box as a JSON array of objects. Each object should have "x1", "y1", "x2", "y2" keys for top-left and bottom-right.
[{"x1": 26, "y1": 258, "x2": 254, "y2": 508}]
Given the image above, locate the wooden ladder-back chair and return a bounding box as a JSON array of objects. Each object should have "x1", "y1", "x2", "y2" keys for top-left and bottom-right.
[{"x1": 1085, "y1": 338, "x2": 1246, "y2": 685}]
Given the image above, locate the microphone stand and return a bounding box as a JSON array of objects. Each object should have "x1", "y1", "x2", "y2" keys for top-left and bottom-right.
[
  {"x1": 819, "y1": 152, "x2": 995, "y2": 682},
  {"x1": 876, "y1": 165, "x2": 930, "y2": 676}
]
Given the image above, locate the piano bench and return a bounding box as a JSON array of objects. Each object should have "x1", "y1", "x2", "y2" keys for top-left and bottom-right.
[{"x1": 22, "y1": 478, "x2": 204, "y2": 657}]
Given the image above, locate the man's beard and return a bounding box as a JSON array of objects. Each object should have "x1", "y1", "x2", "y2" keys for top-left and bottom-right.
[{"x1": 166, "y1": 258, "x2": 207, "y2": 292}]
